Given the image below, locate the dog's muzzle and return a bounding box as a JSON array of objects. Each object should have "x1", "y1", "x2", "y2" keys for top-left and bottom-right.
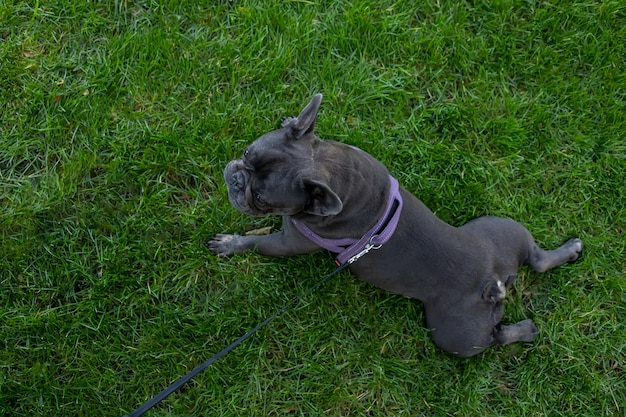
[{"x1": 224, "y1": 160, "x2": 254, "y2": 214}]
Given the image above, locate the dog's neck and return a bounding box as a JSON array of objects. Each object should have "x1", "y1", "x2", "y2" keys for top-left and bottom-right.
[{"x1": 291, "y1": 174, "x2": 403, "y2": 265}]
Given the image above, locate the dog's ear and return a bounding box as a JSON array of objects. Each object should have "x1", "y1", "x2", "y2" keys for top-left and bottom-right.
[
  {"x1": 283, "y1": 94, "x2": 323, "y2": 139},
  {"x1": 302, "y1": 178, "x2": 342, "y2": 216}
]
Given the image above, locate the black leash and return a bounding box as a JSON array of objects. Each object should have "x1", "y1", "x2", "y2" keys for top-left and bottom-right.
[{"x1": 122, "y1": 261, "x2": 350, "y2": 417}]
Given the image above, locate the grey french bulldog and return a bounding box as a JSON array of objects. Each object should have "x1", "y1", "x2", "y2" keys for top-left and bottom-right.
[{"x1": 208, "y1": 94, "x2": 583, "y2": 357}]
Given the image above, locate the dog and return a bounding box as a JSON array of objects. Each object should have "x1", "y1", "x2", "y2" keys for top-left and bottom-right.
[{"x1": 208, "y1": 94, "x2": 583, "y2": 357}]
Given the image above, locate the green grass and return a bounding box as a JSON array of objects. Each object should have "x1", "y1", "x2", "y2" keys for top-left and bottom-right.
[{"x1": 1, "y1": 0, "x2": 624, "y2": 415}]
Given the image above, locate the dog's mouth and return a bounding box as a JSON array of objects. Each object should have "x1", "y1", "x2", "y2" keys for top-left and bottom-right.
[
  {"x1": 223, "y1": 161, "x2": 252, "y2": 213},
  {"x1": 226, "y1": 166, "x2": 247, "y2": 193}
]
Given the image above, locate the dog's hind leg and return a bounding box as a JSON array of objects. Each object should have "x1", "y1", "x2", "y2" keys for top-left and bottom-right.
[
  {"x1": 493, "y1": 319, "x2": 539, "y2": 345},
  {"x1": 526, "y1": 238, "x2": 583, "y2": 273}
]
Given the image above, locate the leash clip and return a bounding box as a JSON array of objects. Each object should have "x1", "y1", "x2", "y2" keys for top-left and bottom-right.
[{"x1": 346, "y1": 236, "x2": 382, "y2": 265}]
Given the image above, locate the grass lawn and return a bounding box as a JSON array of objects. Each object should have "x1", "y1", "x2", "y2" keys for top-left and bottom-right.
[{"x1": 1, "y1": 0, "x2": 625, "y2": 415}]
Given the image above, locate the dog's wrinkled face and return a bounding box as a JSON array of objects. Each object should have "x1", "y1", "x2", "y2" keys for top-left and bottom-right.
[
  {"x1": 223, "y1": 130, "x2": 310, "y2": 216},
  {"x1": 222, "y1": 94, "x2": 343, "y2": 218}
]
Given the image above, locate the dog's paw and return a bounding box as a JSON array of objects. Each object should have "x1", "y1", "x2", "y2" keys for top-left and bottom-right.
[
  {"x1": 517, "y1": 319, "x2": 539, "y2": 343},
  {"x1": 482, "y1": 279, "x2": 506, "y2": 303},
  {"x1": 564, "y1": 238, "x2": 584, "y2": 263},
  {"x1": 206, "y1": 234, "x2": 243, "y2": 257},
  {"x1": 495, "y1": 319, "x2": 538, "y2": 345}
]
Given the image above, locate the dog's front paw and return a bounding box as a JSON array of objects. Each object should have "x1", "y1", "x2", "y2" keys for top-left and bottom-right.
[{"x1": 206, "y1": 233, "x2": 244, "y2": 257}]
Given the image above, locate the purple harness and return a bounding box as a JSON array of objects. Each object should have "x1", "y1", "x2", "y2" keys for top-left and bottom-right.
[{"x1": 291, "y1": 175, "x2": 403, "y2": 266}]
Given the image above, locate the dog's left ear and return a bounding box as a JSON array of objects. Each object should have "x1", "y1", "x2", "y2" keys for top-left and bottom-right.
[
  {"x1": 283, "y1": 94, "x2": 323, "y2": 139},
  {"x1": 302, "y1": 178, "x2": 343, "y2": 216}
]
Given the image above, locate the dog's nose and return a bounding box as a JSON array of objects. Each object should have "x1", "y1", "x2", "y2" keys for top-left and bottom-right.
[{"x1": 232, "y1": 170, "x2": 245, "y2": 189}]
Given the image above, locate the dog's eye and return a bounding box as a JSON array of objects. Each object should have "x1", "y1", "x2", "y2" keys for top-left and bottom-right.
[
  {"x1": 254, "y1": 193, "x2": 265, "y2": 206},
  {"x1": 243, "y1": 148, "x2": 250, "y2": 158}
]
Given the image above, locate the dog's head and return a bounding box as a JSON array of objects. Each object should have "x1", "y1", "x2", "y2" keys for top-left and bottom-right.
[{"x1": 223, "y1": 94, "x2": 343, "y2": 217}]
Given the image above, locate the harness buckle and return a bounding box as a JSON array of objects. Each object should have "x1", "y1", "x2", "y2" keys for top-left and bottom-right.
[{"x1": 346, "y1": 236, "x2": 382, "y2": 265}]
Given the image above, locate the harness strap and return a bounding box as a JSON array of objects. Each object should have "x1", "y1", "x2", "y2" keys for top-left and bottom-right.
[{"x1": 291, "y1": 175, "x2": 403, "y2": 265}]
